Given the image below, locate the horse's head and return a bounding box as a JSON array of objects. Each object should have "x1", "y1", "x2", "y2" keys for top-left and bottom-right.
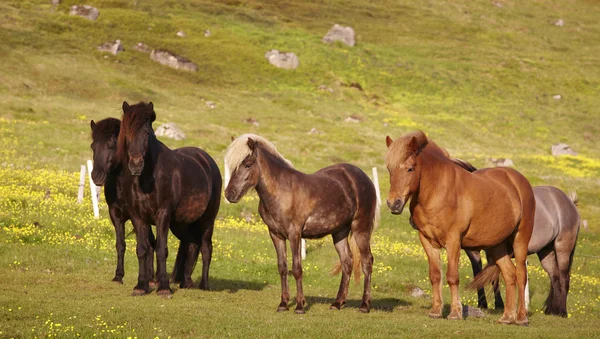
[
  {"x1": 118, "y1": 101, "x2": 156, "y2": 176},
  {"x1": 384, "y1": 131, "x2": 428, "y2": 214},
  {"x1": 224, "y1": 137, "x2": 260, "y2": 203},
  {"x1": 90, "y1": 118, "x2": 121, "y2": 186}
]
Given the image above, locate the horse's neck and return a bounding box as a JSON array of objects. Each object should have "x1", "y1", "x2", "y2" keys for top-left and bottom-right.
[{"x1": 255, "y1": 149, "x2": 297, "y2": 205}]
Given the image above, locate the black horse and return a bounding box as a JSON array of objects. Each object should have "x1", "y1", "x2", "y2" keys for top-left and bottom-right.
[
  {"x1": 116, "y1": 101, "x2": 221, "y2": 296},
  {"x1": 90, "y1": 118, "x2": 159, "y2": 285}
]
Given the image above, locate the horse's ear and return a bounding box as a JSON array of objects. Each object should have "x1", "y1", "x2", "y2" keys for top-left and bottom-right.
[
  {"x1": 231, "y1": 135, "x2": 235, "y2": 142},
  {"x1": 90, "y1": 120, "x2": 96, "y2": 131},
  {"x1": 385, "y1": 136, "x2": 393, "y2": 148},
  {"x1": 247, "y1": 137, "x2": 256, "y2": 152},
  {"x1": 148, "y1": 102, "x2": 156, "y2": 122},
  {"x1": 408, "y1": 136, "x2": 420, "y2": 154},
  {"x1": 148, "y1": 102, "x2": 154, "y2": 111},
  {"x1": 122, "y1": 101, "x2": 130, "y2": 113}
]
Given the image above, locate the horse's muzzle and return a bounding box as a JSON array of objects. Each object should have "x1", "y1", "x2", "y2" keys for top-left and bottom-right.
[
  {"x1": 91, "y1": 170, "x2": 107, "y2": 186},
  {"x1": 387, "y1": 198, "x2": 406, "y2": 215},
  {"x1": 128, "y1": 157, "x2": 144, "y2": 176},
  {"x1": 224, "y1": 187, "x2": 240, "y2": 203}
]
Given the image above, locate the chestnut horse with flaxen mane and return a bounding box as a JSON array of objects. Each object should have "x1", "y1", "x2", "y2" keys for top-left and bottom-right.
[
  {"x1": 116, "y1": 101, "x2": 221, "y2": 296},
  {"x1": 385, "y1": 131, "x2": 535, "y2": 326},
  {"x1": 224, "y1": 134, "x2": 378, "y2": 314}
]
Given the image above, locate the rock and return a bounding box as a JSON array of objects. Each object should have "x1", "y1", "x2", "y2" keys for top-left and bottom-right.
[
  {"x1": 176, "y1": 30, "x2": 186, "y2": 37},
  {"x1": 492, "y1": 1, "x2": 503, "y2": 8},
  {"x1": 264, "y1": 50, "x2": 299, "y2": 70},
  {"x1": 150, "y1": 49, "x2": 198, "y2": 72},
  {"x1": 244, "y1": 118, "x2": 259, "y2": 127},
  {"x1": 553, "y1": 94, "x2": 562, "y2": 100},
  {"x1": 410, "y1": 287, "x2": 425, "y2": 298},
  {"x1": 322, "y1": 24, "x2": 356, "y2": 46},
  {"x1": 206, "y1": 101, "x2": 216, "y2": 109},
  {"x1": 204, "y1": 30, "x2": 211, "y2": 37},
  {"x1": 582, "y1": 220, "x2": 588, "y2": 230},
  {"x1": 318, "y1": 85, "x2": 333, "y2": 93},
  {"x1": 489, "y1": 157, "x2": 514, "y2": 167},
  {"x1": 51, "y1": 0, "x2": 61, "y2": 5},
  {"x1": 463, "y1": 306, "x2": 486, "y2": 318},
  {"x1": 551, "y1": 143, "x2": 577, "y2": 156},
  {"x1": 97, "y1": 40, "x2": 124, "y2": 55},
  {"x1": 69, "y1": 5, "x2": 99, "y2": 20},
  {"x1": 307, "y1": 127, "x2": 322, "y2": 135},
  {"x1": 344, "y1": 116, "x2": 361, "y2": 123},
  {"x1": 155, "y1": 123, "x2": 185, "y2": 141},
  {"x1": 133, "y1": 42, "x2": 150, "y2": 53},
  {"x1": 554, "y1": 19, "x2": 565, "y2": 27}
]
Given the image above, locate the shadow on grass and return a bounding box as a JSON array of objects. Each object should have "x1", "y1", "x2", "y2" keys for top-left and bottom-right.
[
  {"x1": 303, "y1": 296, "x2": 411, "y2": 312},
  {"x1": 206, "y1": 277, "x2": 268, "y2": 293}
]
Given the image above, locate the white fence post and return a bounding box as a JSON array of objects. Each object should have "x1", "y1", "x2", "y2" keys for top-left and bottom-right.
[
  {"x1": 372, "y1": 167, "x2": 381, "y2": 207},
  {"x1": 525, "y1": 259, "x2": 530, "y2": 311},
  {"x1": 86, "y1": 160, "x2": 100, "y2": 219},
  {"x1": 301, "y1": 239, "x2": 306, "y2": 260},
  {"x1": 77, "y1": 165, "x2": 86, "y2": 204},
  {"x1": 224, "y1": 157, "x2": 231, "y2": 203}
]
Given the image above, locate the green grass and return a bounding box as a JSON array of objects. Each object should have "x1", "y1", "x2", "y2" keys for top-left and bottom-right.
[{"x1": 1, "y1": 0, "x2": 599, "y2": 337}]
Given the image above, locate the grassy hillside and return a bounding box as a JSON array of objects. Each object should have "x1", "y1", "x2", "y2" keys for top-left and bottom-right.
[{"x1": 1, "y1": 0, "x2": 599, "y2": 337}]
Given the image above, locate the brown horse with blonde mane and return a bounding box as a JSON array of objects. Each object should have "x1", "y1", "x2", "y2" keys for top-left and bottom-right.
[
  {"x1": 385, "y1": 131, "x2": 535, "y2": 326},
  {"x1": 224, "y1": 134, "x2": 378, "y2": 314}
]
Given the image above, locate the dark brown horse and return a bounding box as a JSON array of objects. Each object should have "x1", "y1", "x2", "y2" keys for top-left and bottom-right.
[
  {"x1": 224, "y1": 134, "x2": 378, "y2": 313},
  {"x1": 116, "y1": 101, "x2": 221, "y2": 296},
  {"x1": 385, "y1": 131, "x2": 535, "y2": 325},
  {"x1": 90, "y1": 118, "x2": 161, "y2": 285},
  {"x1": 466, "y1": 185, "x2": 580, "y2": 317}
]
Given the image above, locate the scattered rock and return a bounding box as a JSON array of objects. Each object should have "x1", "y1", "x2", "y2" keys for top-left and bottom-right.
[
  {"x1": 69, "y1": 5, "x2": 99, "y2": 20},
  {"x1": 133, "y1": 42, "x2": 150, "y2": 53},
  {"x1": 554, "y1": 19, "x2": 565, "y2": 27},
  {"x1": 204, "y1": 30, "x2": 211, "y2": 37},
  {"x1": 155, "y1": 123, "x2": 186, "y2": 141},
  {"x1": 553, "y1": 94, "x2": 562, "y2": 100},
  {"x1": 318, "y1": 85, "x2": 334, "y2": 93},
  {"x1": 150, "y1": 49, "x2": 198, "y2": 72},
  {"x1": 344, "y1": 116, "x2": 361, "y2": 123},
  {"x1": 551, "y1": 143, "x2": 577, "y2": 156},
  {"x1": 492, "y1": 1, "x2": 503, "y2": 8},
  {"x1": 489, "y1": 157, "x2": 514, "y2": 167},
  {"x1": 176, "y1": 30, "x2": 186, "y2": 37},
  {"x1": 206, "y1": 101, "x2": 216, "y2": 109},
  {"x1": 307, "y1": 128, "x2": 322, "y2": 135},
  {"x1": 244, "y1": 118, "x2": 259, "y2": 127},
  {"x1": 582, "y1": 220, "x2": 588, "y2": 230},
  {"x1": 97, "y1": 39, "x2": 124, "y2": 55},
  {"x1": 344, "y1": 82, "x2": 364, "y2": 91},
  {"x1": 264, "y1": 50, "x2": 299, "y2": 70},
  {"x1": 51, "y1": 0, "x2": 61, "y2": 5},
  {"x1": 463, "y1": 306, "x2": 486, "y2": 318},
  {"x1": 322, "y1": 24, "x2": 356, "y2": 46},
  {"x1": 410, "y1": 287, "x2": 425, "y2": 298},
  {"x1": 383, "y1": 122, "x2": 389, "y2": 127}
]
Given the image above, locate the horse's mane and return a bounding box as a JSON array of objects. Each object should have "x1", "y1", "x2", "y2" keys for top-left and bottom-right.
[
  {"x1": 385, "y1": 130, "x2": 477, "y2": 172},
  {"x1": 92, "y1": 118, "x2": 120, "y2": 141},
  {"x1": 116, "y1": 102, "x2": 156, "y2": 160},
  {"x1": 225, "y1": 134, "x2": 293, "y2": 173}
]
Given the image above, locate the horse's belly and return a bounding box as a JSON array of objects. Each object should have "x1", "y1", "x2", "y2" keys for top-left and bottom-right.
[
  {"x1": 174, "y1": 195, "x2": 209, "y2": 224},
  {"x1": 302, "y1": 207, "x2": 352, "y2": 239}
]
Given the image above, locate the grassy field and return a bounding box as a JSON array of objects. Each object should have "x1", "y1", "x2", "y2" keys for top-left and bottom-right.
[{"x1": 1, "y1": 0, "x2": 599, "y2": 337}]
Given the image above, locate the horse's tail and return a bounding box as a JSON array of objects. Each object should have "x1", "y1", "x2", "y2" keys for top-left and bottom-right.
[
  {"x1": 569, "y1": 190, "x2": 579, "y2": 206},
  {"x1": 466, "y1": 262, "x2": 502, "y2": 292},
  {"x1": 331, "y1": 199, "x2": 380, "y2": 283}
]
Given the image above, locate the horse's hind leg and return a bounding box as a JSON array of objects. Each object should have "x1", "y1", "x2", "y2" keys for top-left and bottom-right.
[
  {"x1": 181, "y1": 241, "x2": 200, "y2": 289},
  {"x1": 465, "y1": 250, "x2": 487, "y2": 309},
  {"x1": 198, "y1": 219, "x2": 214, "y2": 290},
  {"x1": 487, "y1": 251, "x2": 504, "y2": 310},
  {"x1": 538, "y1": 245, "x2": 563, "y2": 316},
  {"x1": 330, "y1": 228, "x2": 352, "y2": 310},
  {"x1": 488, "y1": 246, "x2": 517, "y2": 324},
  {"x1": 352, "y1": 230, "x2": 373, "y2": 313},
  {"x1": 554, "y1": 229, "x2": 578, "y2": 317},
  {"x1": 171, "y1": 240, "x2": 187, "y2": 284}
]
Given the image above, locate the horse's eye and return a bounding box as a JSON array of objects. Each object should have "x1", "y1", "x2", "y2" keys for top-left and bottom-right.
[
  {"x1": 245, "y1": 163, "x2": 252, "y2": 169},
  {"x1": 407, "y1": 167, "x2": 414, "y2": 173}
]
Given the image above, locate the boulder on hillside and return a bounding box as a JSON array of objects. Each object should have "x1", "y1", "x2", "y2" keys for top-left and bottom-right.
[
  {"x1": 69, "y1": 5, "x2": 99, "y2": 20},
  {"x1": 133, "y1": 42, "x2": 150, "y2": 53},
  {"x1": 551, "y1": 143, "x2": 577, "y2": 156},
  {"x1": 489, "y1": 157, "x2": 514, "y2": 167},
  {"x1": 265, "y1": 50, "x2": 299, "y2": 70},
  {"x1": 322, "y1": 24, "x2": 356, "y2": 46},
  {"x1": 410, "y1": 287, "x2": 425, "y2": 298},
  {"x1": 463, "y1": 306, "x2": 486, "y2": 318},
  {"x1": 150, "y1": 49, "x2": 198, "y2": 72},
  {"x1": 155, "y1": 123, "x2": 185, "y2": 141},
  {"x1": 97, "y1": 40, "x2": 123, "y2": 55}
]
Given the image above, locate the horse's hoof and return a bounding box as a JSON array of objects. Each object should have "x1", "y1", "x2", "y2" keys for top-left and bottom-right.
[
  {"x1": 447, "y1": 312, "x2": 462, "y2": 320},
  {"x1": 516, "y1": 317, "x2": 529, "y2": 327},
  {"x1": 199, "y1": 283, "x2": 209, "y2": 291},
  {"x1": 329, "y1": 302, "x2": 343, "y2": 310},
  {"x1": 359, "y1": 306, "x2": 370, "y2": 313},
  {"x1": 157, "y1": 288, "x2": 172, "y2": 297},
  {"x1": 131, "y1": 289, "x2": 147, "y2": 296},
  {"x1": 112, "y1": 277, "x2": 123, "y2": 284},
  {"x1": 180, "y1": 280, "x2": 195, "y2": 289},
  {"x1": 497, "y1": 314, "x2": 515, "y2": 325},
  {"x1": 294, "y1": 308, "x2": 305, "y2": 315}
]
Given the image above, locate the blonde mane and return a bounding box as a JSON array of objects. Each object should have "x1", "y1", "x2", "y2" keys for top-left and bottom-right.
[{"x1": 225, "y1": 134, "x2": 293, "y2": 173}]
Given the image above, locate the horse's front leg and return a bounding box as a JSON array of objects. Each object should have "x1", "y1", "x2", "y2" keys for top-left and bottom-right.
[
  {"x1": 131, "y1": 218, "x2": 151, "y2": 296},
  {"x1": 269, "y1": 231, "x2": 289, "y2": 312},
  {"x1": 108, "y1": 207, "x2": 127, "y2": 284},
  {"x1": 418, "y1": 232, "x2": 442, "y2": 318},
  {"x1": 289, "y1": 231, "x2": 306, "y2": 314},
  {"x1": 155, "y1": 209, "x2": 172, "y2": 296},
  {"x1": 446, "y1": 238, "x2": 463, "y2": 320}
]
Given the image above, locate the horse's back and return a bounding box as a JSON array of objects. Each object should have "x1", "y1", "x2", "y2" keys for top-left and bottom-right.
[{"x1": 528, "y1": 186, "x2": 579, "y2": 253}]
